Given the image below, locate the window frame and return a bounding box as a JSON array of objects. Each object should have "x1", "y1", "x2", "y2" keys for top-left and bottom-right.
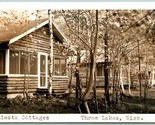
[
  {"x1": 9, "y1": 49, "x2": 38, "y2": 75},
  {"x1": 53, "y1": 57, "x2": 67, "y2": 77},
  {"x1": 96, "y1": 64, "x2": 104, "y2": 76}
]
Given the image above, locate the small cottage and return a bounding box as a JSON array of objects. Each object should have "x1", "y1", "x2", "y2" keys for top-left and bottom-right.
[{"x1": 0, "y1": 19, "x2": 69, "y2": 98}]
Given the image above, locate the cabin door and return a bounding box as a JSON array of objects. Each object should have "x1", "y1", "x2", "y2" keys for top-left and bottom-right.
[{"x1": 38, "y1": 52, "x2": 48, "y2": 88}]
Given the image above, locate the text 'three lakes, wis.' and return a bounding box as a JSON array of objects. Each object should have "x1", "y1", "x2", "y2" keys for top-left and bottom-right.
[{"x1": 81, "y1": 115, "x2": 144, "y2": 122}]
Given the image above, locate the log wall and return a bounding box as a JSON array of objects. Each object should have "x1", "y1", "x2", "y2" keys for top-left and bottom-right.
[
  {"x1": 52, "y1": 76, "x2": 69, "y2": 96},
  {"x1": 9, "y1": 27, "x2": 50, "y2": 53},
  {"x1": 0, "y1": 75, "x2": 38, "y2": 98}
]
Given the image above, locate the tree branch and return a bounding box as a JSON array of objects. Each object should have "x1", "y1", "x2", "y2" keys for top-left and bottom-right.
[
  {"x1": 121, "y1": 10, "x2": 155, "y2": 34},
  {"x1": 61, "y1": 10, "x2": 91, "y2": 49}
]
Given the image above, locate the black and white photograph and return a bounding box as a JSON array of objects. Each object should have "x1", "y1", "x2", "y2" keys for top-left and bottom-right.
[{"x1": 0, "y1": 9, "x2": 155, "y2": 115}]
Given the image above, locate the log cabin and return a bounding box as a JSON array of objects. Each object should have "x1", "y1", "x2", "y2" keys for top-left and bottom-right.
[
  {"x1": 68, "y1": 51, "x2": 114, "y2": 89},
  {"x1": 0, "y1": 19, "x2": 69, "y2": 98},
  {"x1": 68, "y1": 51, "x2": 129, "y2": 90}
]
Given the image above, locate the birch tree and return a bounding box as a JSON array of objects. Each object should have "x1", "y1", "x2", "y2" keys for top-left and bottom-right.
[{"x1": 48, "y1": 9, "x2": 54, "y2": 95}]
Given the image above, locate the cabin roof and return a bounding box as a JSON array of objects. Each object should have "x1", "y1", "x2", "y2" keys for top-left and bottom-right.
[{"x1": 0, "y1": 19, "x2": 66, "y2": 44}]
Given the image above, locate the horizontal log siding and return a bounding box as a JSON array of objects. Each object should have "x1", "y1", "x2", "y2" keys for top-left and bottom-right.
[
  {"x1": 9, "y1": 27, "x2": 50, "y2": 54},
  {"x1": 52, "y1": 76, "x2": 69, "y2": 95},
  {"x1": 0, "y1": 75, "x2": 38, "y2": 97},
  {"x1": 9, "y1": 27, "x2": 63, "y2": 57},
  {"x1": 79, "y1": 76, "x2": 113, "y2": 87}
]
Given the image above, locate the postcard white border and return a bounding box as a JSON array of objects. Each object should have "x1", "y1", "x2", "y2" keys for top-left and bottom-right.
[
  {"x1": 0, "y1": 2, "x2": 154, "y2": 9},
  {"x1": 0, "y1": 114, "x2": 153, "y2": 122},
  {"x1": 0, "y1": 2, "x2": 155, "y2": 124}
]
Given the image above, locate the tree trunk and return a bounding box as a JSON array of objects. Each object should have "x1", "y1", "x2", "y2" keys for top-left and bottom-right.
[
  {"x1": 67, "y1": 64, "x2": 73, "y2": 107},
  {"x1": 104, "y1": 10, "x2": 110, "y2": 106},
  {"x1": 112, "y1": 67, "x2": 117, "y2": 108},
  {"x1": 48, "y1": 10, "x2": 53, "y2": 95},
  {"x1": 144, "y1": 79, "x2": 148, "y2": 113},
  {"x1": 104, "y1": 61, "x2": 110, "y2": 106},
  {"x1": 75, "y1": 48, "x2": 82, "y2": 107},
  {"x1": 23, "y1": 55, "x2": 29, "y2": 99},
  {"x1": 26, "y1": 53, "x2": 30, "y2": 102},
  {"x1": 115, "y1": 70, "x2": 119, "y2": 104},
  {"x1": 144, "y1": 59, "x2": 149, "y2": 113},
  {"x1": 138, "y1": 40, "x2": 142, "y2": 99},
  {"x1": 86, "y1": 50, "x2": 89, "y2": 89},
  {"x1": 23, "y1": 56, "x2": 27, "y2": 98},
  {"x1": 120, "y1": 65, "x2": 125, "y2": 94},
  {"x1": 82, "y1": 10, "x2": 99, "y2": 113},
  {"x1": 128, "y1": 56, "x2": 131, "y2": 96},
  {"x1": 75, "y1": 10, "x2": 82, "y2": 108},
  {"x1": 94, "y1": 71, "x2": 99, "y2": 113}
]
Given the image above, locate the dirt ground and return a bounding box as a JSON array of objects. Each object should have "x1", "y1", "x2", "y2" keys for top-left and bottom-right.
[{"x1": 0, "y1": 87, "x2": 155, "y2": 113}]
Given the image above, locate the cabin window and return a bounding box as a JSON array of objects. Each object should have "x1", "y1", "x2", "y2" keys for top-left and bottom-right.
[
  {"x1": 54, "y1": 58, "x2": 67, "y2": 76},
  {"x1": 121, "y1": 67, "x2": 128, "y2": 78},
  {"x1": 30, "y1": 54, "x2": 37, "y2": 75},
  {"x1": 10, "y1": 50, "x2": 37, "y2": 75},
  {"x1": 96, "y1": 64, "x2": 104, "y2": 76},
  {"x1": 20, "y1": 51, "x2": 27, "y2": 74},
  {"x1": 61, "y1": 59, "x2": 67, "y2": 76},
  {"x1": 10, "y1": 51, "x2": 20, "y2": 74},
  {"x1": 0, "y1": 50, "x2": 5, "y2": 74},
  {"x1": 96, "y1": 64, "x2": 112, "y2": 77}
]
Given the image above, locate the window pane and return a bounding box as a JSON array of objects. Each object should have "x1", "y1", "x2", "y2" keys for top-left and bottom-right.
[
  {"x1": 10, "y1": 50, "x2": 37, "y2": 75},
  {"x1": 54, "y1": 58, "x2": 67, "y2": 76},
  {"x1": 40, "y1": 75, "x2": 46, "y2": 87},
  {"x1": 40, "y1": 55, "x2": 46, "y2": 72},
  {"x1": 40, "y1": 55, "x2": 46, "y2": 87},
  {"x1": 10, "y1": 51, "x2": 19, "y2": 74},
  {"x1": 30, "y1": 54, "x2": 37, "y2": 75},
  {"x1": 96, "y1": 65, "x2": 104, "y2": 76},
  {"x1": 61, "y1": 59, "x2": 66, "y2": 76},
  {"x1": 54, "y1": 58, "x2": 60, "y2": 75},
  {"x1": 20, "y1": 51, "x2": 27, "y2": 74},
  {"x1": 0, "y1": 50, "x2": 5, "y2": 74}
]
